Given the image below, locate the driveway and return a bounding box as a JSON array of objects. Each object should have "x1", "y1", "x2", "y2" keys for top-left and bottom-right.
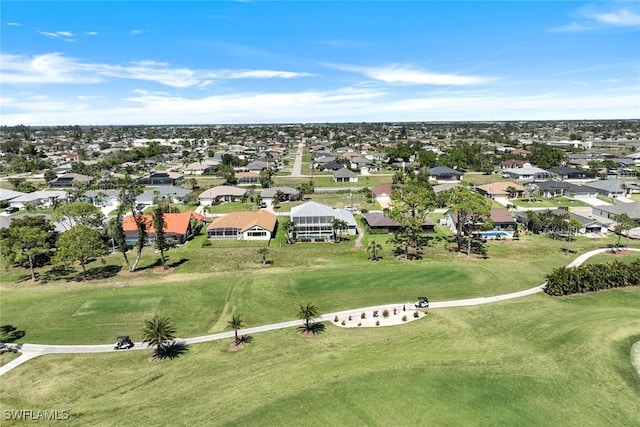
[{"x1": 1, "y1": 247, "x2": 638, "y2": 377}]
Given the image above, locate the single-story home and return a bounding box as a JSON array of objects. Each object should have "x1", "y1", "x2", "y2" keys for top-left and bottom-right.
[
  {"x1": 429, "y1": 166, "x2": 464, "y2": 182},
  {"x1": 207, "y1": 210, "x2": 277, "y2": 240},
  {"x1": 592, "y1": 202, "x2": 640, "y2": 225},
  {"x1": 260, "y1": 186, "x2": 301, "y2": 203},
  {"x1": 475, "y1": 182, "x2": 525, "y2": 199},
  {"x1": 446, "y1": 207, "x2": 517, "y2": 239},
  {"x1": 8, "y1": 190, "x2": 69, "y2": 209},
  {"x1": 122, "y1": 210, "x2": 205, "y2": 246},
  {"x1": 134, "y1": 186, "x2": 193, "y2": 208},
  {"x1": 198, "y1": 186, "x2": 247, "y2": 205},
  {"x1": 137, "y1": 171, "x2": 184, "y2": 186},
  {"x1": 515, "y1": 208, "x2": 609, "y2": 235},
  {"x1": 333, "y1": 168, "x2": 359, "y2": 183},
  {"x1": 581, "y1": 180, "x2": 632, "y2": 198},
  {"x1": 237, "y1": 172, "x2": 261, "y2": 185},
  {"x1": 0, "y1": 189, "x2": 26, "y2": 204},
  {"x1": 362, "y1": 211, "x2": 435, "y2": 233},
  {"x1": 48, "y1": 173, "x2": 94, "y2": 189},
  {"x1": 547, "y1": 167, "x2": 594, "y2": 180},
  {"x1": 501, "y1": 164, "x2": 551, "y2": 181}
]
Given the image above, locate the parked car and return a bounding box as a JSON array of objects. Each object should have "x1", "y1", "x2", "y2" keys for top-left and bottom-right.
[
  {"x1": 5, "y1": 207, "x2": 18, "y2": 214},
  {"x1": 114, "y1": 336, "x2": 134, "y2": 350},
  {"x1": 415, "y1": 296, "x2": 429, "y2": 308}
]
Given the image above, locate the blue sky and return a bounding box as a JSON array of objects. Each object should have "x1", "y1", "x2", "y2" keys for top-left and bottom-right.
[{"x1": 1, "y1": 1, "x2": 639, "y2": 125}]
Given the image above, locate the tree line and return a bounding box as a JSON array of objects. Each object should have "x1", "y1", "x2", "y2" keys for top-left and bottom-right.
[{"x1": 544, "y1": 260, "x2": 640, "y2": 296}]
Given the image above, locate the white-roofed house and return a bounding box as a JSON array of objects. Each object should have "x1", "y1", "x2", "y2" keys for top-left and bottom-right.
[
  {"x1": 8, "y1": 190, "x2": 69, "y2": 209},
  {"x1": 290, "y1": 201, "x2": 358, "y2": 242}
]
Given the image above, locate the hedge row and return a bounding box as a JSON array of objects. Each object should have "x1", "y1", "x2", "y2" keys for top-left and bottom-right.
[{"x1": 544, "y1": 259, "x2": 640, "y2": 296}]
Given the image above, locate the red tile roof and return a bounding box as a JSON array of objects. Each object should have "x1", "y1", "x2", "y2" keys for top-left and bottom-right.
[{"x1": 123, "y1": 211, "x2": 204, "y2": 234}]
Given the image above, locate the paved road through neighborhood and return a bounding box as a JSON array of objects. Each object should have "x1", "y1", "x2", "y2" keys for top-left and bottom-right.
[{"x1": 1, "y1": 247, "x2": 638, "y2": 377}]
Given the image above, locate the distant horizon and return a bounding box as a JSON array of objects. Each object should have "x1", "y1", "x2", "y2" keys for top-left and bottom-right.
[
  {"x1": 2, "y1": 1, "x2": 639, "y2": 126},
  {"x1": 3, "y1": 117, "x2": 640, "y2": 129}
]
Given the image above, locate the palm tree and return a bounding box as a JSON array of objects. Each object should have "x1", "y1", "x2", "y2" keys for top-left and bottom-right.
[
  {"x1": 330, "y1": 218, "x2": 348, "y2": 242},
  {"x1": 296, "y1": 303, "x2": 325, "y2": 335},
  {"x1": 281, "y1": 218, "x2": 296, "y2": 244},
  {"x1": 227, "y1": 314, "x2": 244, "y2": 345},
  {"x1": 367, "y1": 240, "x2": 382, "y2": 261},
  {"x1": 141, "y1": 314, "x2": 176, "y2": 351},
  {"x1": 257, "y1": 247, "x2": 270, "y2": 265}
]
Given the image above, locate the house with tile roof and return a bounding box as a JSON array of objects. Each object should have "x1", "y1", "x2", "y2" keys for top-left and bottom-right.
[
  {"x1": 475, "y1": 182, "x2": 525, "y2": 199},
  {"x1": 207, "y1": 210, "x2": 277, "y2": 240},
  {"x1": 198, "y1": 186, "x2": 247, "y2": 205},
  {"x1": 122, "y1": 210, "x2": 205, "y2": 246}
]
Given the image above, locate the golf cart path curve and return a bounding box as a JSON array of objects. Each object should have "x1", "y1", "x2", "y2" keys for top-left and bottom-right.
[{"x1": 1, "y1": 247, "x2": 639, "y2": 377}]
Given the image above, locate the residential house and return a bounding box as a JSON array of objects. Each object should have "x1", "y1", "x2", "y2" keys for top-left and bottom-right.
[
  {"x1": 134, "y1": 186, "x2": 193, "y2": 208},
  {"x1": 475, "y1": 182, "x2": 525, "y2": 199},
  {"x1": 245, "y1": 160, "x2": 271, "y2": 172},
  {"x1": 515, "y1": 208, "x2": 608, "y2": 235},
  {"x1": 333, "y1": 168, "x2": 359, "y2": 183},
  {"x1": 260, "y1": 186, "x2": 301, "y2": 204},
  {"x1": 198, "y1": 186, "x2": 247, "y2": 205},
  {"x1": 547, "y1": 167, "x2": 594, "y2": 180},
  {"x1": 182, "y1": 159, "x2": 219, "y2": 175},
  {"x1": 48, "y1": 173, "x2": 94, "y2": 189},
  {"x1": 529, "y1": 181, "x2": 599, "y2": 199},
  {"x1": 501, "y1": 163, "x2": 551, "y2": 182},
  {"x1": 362, "y1": 211, "x2": 435, "y2": 233},
  {"x1": 237, "y1": 172, "x2": 260, "y2": 185},
  {"x1": 592, "y1": 202, "x2": 640, "y2": 225},
  {"x1": 8, "y1": 190, "x2": 68, "y2": 209},
  {"x1": 207, "y1": 210, "x2": 277, "y2": 240},
  {"x1": 137, "y1": 171, "x2": 184, "y2": 186},
  {"x1": 122, "y1": 211, "x2": 205, "y2": 246},
  {"x1": 317, "y1": 161, "x2": 344, "y2": 171},
  {"x1": 446, "y1": 207, "x2": 517, "y2": 239},
  {"x1": 0, "y1": 189, "x2": 26, "y2": 204},
  {"x1": 500, "y1": 159, "x2": 528, "y2": 169},
  {"x1": 582, "y1": 180, "x2": 631, "y2": 198},
  {"x1": 290, "y1": 201, "x2": 357, "y2": 241},
  {"x1": 84, "y1": 189, "x2": 120, "y2": 208},
  {"x1": 429, "y1": 166, "x2": 464, "y2": 182}
]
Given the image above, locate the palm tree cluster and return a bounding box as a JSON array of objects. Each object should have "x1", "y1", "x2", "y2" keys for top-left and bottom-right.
[{"x1": 544, "y1": 260, "x2": 640, "y2": 296}]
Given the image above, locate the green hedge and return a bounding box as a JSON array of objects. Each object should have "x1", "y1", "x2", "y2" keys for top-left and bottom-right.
[{"x1": 544, "y1": 259, "x2": 640, "y2": 296}]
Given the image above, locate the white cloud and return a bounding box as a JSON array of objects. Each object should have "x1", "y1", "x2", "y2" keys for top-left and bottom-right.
[
  {"x1": 86, "y1": 31, "x2": 99, "y2": 36},
  {"x1": 326, "y1": 63, "x2": 493, "y2": 86},
  {"x1": 37, "y1": 30, "x2": 74, "y2": 38},
  {"x1": 592, "y1": 9, "x2": 640, "y2": 27},
  {"x1": 7, "y1": 22, "x2": 22, "y2": 27},
  {"x1": 130, "y1": 30, "x2": 145, "y2": 36},
  {"x1": 2, "y1": 85, "x2": 637, "y2": 126},
  {"x1": 552, "y1": 7, "x2": 640, "y2": 32},
  {"x1": 1, "y1": 53, "x2": 312, "y2": 87}
]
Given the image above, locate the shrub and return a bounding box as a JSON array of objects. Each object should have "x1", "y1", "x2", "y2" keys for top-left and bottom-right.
[
  {"x1": 382, "y1": 309, "x2": 389, "y2": 318},
  {"x1": 361, "y1": 312, "x2": 366, "y2": 319},
  {"x1": 402, "y1": 315, "x2": 407, "y2": 322},
  {"x1": 413, "y1": 311, "x2": 419, "y2": 318},
  {"x1": 201, "y1": 239, "x2": 212, "y2": 247}
]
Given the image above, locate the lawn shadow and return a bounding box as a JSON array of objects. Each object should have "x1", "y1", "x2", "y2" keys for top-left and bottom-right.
[
  {"x1": 167, "y1": 258, "x2": 188, "y2": 269},
  {"x1": 72, "y1": 265, "x2": 122, "y2": 282},
  {"x1": 153, "y1": 341, "x2": 190, "y2": 360}
]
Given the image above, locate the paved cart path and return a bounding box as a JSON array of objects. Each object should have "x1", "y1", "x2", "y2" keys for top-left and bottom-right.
[{"x1": 1, "y1": 247, "x2": 638, "y2": 377}]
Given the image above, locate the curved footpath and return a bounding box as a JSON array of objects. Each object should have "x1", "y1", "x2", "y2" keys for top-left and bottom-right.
[{"x1": 1, "y1": 247, "x2": 639, "y2": 377}]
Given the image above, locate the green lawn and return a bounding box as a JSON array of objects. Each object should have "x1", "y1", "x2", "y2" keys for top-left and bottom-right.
[
  {"x1": 0, "y1": 232, "x2": 629, "y2": 345},
  {"x1": 512, "y1": 197, "x2": 589, "y2": 208},
  {"x1": 1, "y1": 289, "x2": 639, "y2": 426}
]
